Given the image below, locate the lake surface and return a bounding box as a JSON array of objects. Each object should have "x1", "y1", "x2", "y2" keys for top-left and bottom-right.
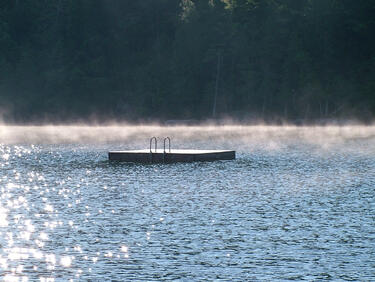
[{"x1": 0, "y1": 125, "x2": 374, "y2": 281}]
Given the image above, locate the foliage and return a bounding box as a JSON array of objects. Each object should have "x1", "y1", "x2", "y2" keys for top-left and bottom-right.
[{"x1": 0, "y1": 0, "x2": 374, "y2": 123}]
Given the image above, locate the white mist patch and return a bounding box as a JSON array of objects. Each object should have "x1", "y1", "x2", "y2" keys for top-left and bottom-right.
[{"x1": 0, "y1": 125, "x2": 374, "y2": 154}]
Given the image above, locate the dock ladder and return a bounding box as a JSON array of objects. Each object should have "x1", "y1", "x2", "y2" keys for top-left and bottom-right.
[
  {"x1": 149, "y1": 137, "x2": 157, "y2": 163},
  {"x1": 149, "y1": 137, "x2": 171, "y2": 163}
]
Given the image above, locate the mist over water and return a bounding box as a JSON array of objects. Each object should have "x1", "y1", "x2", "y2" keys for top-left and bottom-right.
[
  {"x1": 1, "y1": 124, "x2": 375, "y2": 149},
  {"x1": 0, "y1": 125, "x2": 374, "y2": 280}
]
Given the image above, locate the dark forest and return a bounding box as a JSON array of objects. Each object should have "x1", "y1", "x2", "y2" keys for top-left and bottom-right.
[{"x1": 0, "y1": 0, "x2": 374, "y2": 123}]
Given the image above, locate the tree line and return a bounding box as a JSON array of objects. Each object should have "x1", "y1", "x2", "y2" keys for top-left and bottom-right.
[{"x1": 0, "y1": 0, "x2": 374, "y2": 123}]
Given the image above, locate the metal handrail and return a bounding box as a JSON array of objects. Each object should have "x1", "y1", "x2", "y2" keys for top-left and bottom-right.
[
  {"x1": 163, "y1": 137, "x2": 171, "y2": 153},
  {"x1": 150, "y1": 137, "x2": 157, "y2": 153}
]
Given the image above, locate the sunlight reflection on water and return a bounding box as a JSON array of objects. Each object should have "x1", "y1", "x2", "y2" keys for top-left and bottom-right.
[{"x1": 0, "y1": 126, "x2": 374, "y2": 280}]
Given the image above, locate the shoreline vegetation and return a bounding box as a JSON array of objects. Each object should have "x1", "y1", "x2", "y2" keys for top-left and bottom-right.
[
  {"x1": 0, "y1": 1, "x2": 374, "y2": 123},
  {"x1": 1, "y1": 114, "x2": 373, "y2": 127},
  {"x1": 0, "y1": 120, "x2": 374, "y2": 127}
]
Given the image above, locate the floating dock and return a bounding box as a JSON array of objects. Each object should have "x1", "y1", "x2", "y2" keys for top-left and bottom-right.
[
  {"x1": 109, "y1": 149, "x2": 235, "y2": 163},
  {"x1": 108, "y1": 137, "x2": 235, "y2": 163}
]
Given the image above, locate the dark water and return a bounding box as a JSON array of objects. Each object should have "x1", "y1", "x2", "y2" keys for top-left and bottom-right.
[{"x1": 0, "y1": 126, "x2": 374, "y2": 281}]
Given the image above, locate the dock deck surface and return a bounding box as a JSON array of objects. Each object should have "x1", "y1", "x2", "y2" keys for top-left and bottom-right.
[{"x1": 108, "y1": 149, "x2": 235, "y2": 163}]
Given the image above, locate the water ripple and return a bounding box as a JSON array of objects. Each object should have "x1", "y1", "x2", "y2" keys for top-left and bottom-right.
[{"x1": 0, "y1": 127, "x2": 374, "y2": 280}]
